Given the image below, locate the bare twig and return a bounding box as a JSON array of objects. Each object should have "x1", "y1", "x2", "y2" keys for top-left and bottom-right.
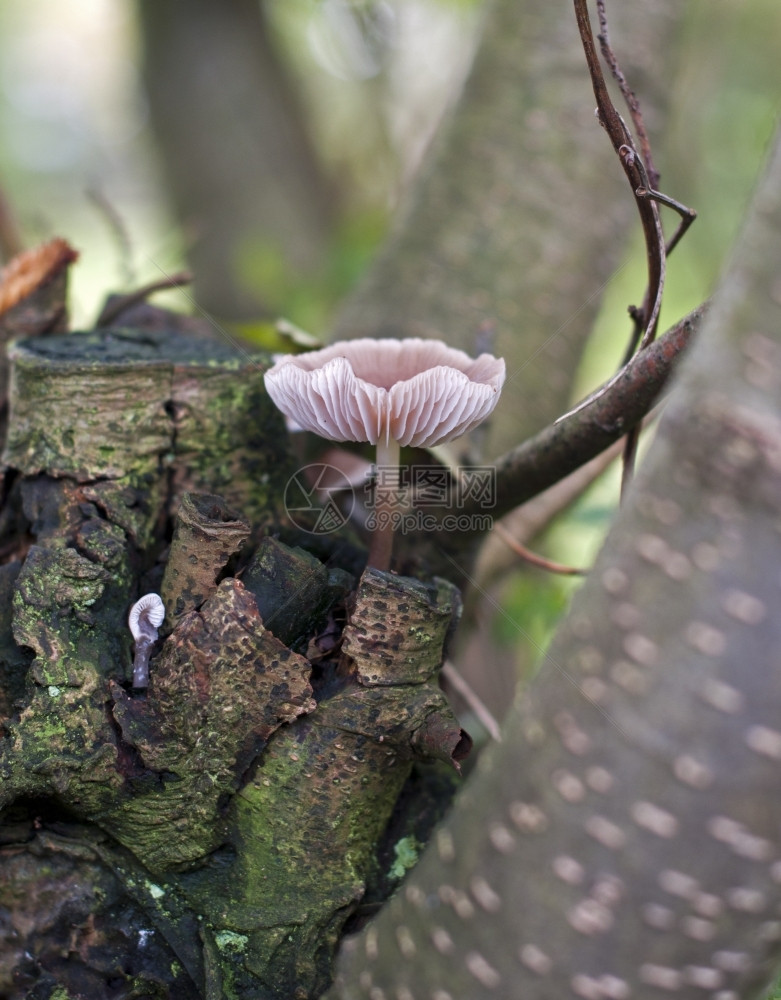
[
  {"x1": 470, "y1": 438, "x2": 625, "y2": 600},
  {"x1": 441, "y1": 660, "x2": 502, "y2": 743},
  {"x1": 87, "y1": 186, "x2": 135, "y2": 288},
  {"x1": 596, "y1": 0, "x2": 658, "y2": 190},
  {"x1": 452, "y1": 303, "x2": 706, "y2": 530},
  {"x1": 95, "y1": 272, "x2": 194, "y2": 327},
  {"x1": 575, "y1": 1, "x2": 696, "y2": 493},
  {"x1": 493, "y1": 522, "x2": 586, "y2": 577},
  {"x1": 573, "y1": 0, "x2": 666, "y2": 352}
]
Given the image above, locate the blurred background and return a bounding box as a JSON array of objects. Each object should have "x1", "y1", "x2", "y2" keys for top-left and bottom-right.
[{"x1": 1, "y1": 0, "x2": 779, "y2": 728}]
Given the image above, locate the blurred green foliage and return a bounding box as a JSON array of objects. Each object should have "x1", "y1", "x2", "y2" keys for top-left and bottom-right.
[{"x1": 235, "y1": 209, "x2": 387, "y2": 339}]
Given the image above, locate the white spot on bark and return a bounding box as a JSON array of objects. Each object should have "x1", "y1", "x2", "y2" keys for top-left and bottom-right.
[
  {"x1": 567, "y1": 898, "x2": 614, "y2": 935},
  {"x1": 745, "y1": 725, "x2": 781, "y2": 760},
  {"x1": 658, "y1": 869, "x2": 699, "y2": 899},
  {"x1": 488, "y1": 823, "x2": 516, "y2": 854},
  {"x1": 635, "y1": 534, "x2": 668, "y2": 563},
  {"x1": 585, "y1": 766, "x2": 614, "y2": 794},
  {"x1": 623, "y1": 633, "x2": 658, "y2": 666},
  {"x1": 584, "y1": 815, "x2": 627, "y2": 850},
  {"x1": 631, "y1": 801, "x2": 679, "y2": 838},
  {"x1": 431, "y1": 927, "x2": 454, "y2": 955},
  {"x1": 591, "y1": 875, "x2": 625, "y2": 907},
  {"x1": 673, "y1": 755, "x2": 714, "y2": 789},
  {"x1": 552, "y1": 855, "x2": 585, "y2": 885},
  {"x1": 683, "y1": 966, "x2": 722, "y2": 989},
  {"x1": 701, "y1": 678, "x2": 743, "y2": 713},
  {"x1": 686, "y1": 622, "x2": 727, "y2": 657},
  {"x1": 464, "y1": 952, "x2": 501, "y2": 989},
  {"x1": 610, "y1": 660, "x2": 650, "y2": 696},
  {"x1": 571, "y1": 974, "x2": 603, "y2": 999},
  {"x1": 581, "y1": 677, "x2": 609, "y2": 703},
  {"x1": 470, "y1": 876, "x2": 502, "y2": 913},
  {"x1": 553, "y1": 770, "x2": 586, "y2": 803},
  {"x1": 712, "y1": 951, "x2": 751, "y2": 973},
  {"x1": 554, "y1": 710, "x2": 592, "y2": 755},
  {"x1": 692, "y1": 892, "x2": 723, "y2": 918},
  {"x1": 681, "y1": 916, "x2": 716, "y2": 941},
  {"x1": 708, "y1": 815, "x2": 773, "y2": 860},
  {"x1": 726, "y1": 886, "x2": 767, "y2": 912},
  {"x1": 509, "y1": 801, "x2": 548, "y2": 832},
  {"x1": 436, "y1": 828, "x2": 456, "y2": 863},
  {"x1": 405, "y1": 885, "x2": 425, "y2": 907},
  {"x1": 518, "y1": 943, "x2": 552, "y2": 975},
  {"x1": 395, "y1": 926, "x2": 416, "y2": 959},
  {"x1": 722, "y1": 589, "x2": 766, "y2": 624},
  {"x1": 639, "y1": 964, "x2": 682, "y2": 990}
]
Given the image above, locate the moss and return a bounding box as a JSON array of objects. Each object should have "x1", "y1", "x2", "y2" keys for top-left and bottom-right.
[
  {"x1": 215, "y1": 930, "x2": 249, "y2": 953},
  {"x1": 389, "y1": 836, "x2": 421, "y2": 881}
]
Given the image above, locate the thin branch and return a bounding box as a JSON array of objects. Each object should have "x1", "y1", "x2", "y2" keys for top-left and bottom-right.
[
  {"x1": 453, "y1": 303, "x2": 706, "y2": 529},
  {"x1": 441, "y1": 660, "x2": 502, "y2": 743},
  {"x1": 637, "y1": 186, "x2": 698, "y2": 256},
  {"x1": 576, "y1": 1, "x2": 695, "y2": 493},
  {"x1": 573, "y1": 0, "x2": 666, "y2": 351},
  {"x1": 87, "y1": 186, "x2": 135, "y2": 288},
  {"x1": 95, "y1": 272, "x2": 194, "y2": 327},
  {"x1": 493, "y1": 523, "x2": 586, "y2": 577},
  {"x1": 596, "y1": 0, "x2": 659, "y2": 190}
]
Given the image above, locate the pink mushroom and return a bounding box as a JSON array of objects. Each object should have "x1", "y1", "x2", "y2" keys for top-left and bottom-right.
[{"x1": 264, "y1": 338, "x2": 505, "y2": 570}]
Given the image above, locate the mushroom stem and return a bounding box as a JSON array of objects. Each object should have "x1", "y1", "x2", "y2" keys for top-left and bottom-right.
[{"x1": 368, "y1": 436, "x2": 401, "y2": 572}]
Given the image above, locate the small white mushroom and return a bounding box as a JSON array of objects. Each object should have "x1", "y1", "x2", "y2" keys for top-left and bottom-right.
[
  {"x1": 264, "y1": 338, "x2": 505, "y2": 570},
  {"x1": 128, "y1": 593, "x2": 165, "y2": 689}
]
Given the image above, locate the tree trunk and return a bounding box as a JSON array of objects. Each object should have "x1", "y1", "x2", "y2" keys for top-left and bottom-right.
[
  {"x1": 328, "y1": 122, "x2": 781, "y2": 1000},
  {"x1": 0, "y1": 318, "x2": 468, "y2": 997},
  {"x1": 137, "y1": 0, "x2": 336, "y2": 320}
]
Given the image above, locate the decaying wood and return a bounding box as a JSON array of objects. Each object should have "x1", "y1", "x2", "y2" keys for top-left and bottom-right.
[{"x1": 0, "y1": 322, "x2": 469, "y2": 998}]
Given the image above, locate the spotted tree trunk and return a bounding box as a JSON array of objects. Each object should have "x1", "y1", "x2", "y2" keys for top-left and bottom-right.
[{"x1": 327, "y1": 126, "x2": 781, "y2": 1000}]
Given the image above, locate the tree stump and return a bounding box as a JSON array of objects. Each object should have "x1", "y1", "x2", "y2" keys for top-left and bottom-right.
[{"x1": 0, "y1": 326, "x2": 466, "y2": 999}]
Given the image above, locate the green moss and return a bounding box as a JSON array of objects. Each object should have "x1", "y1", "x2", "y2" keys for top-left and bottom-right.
[
  {"x1": 389, "y1": 836, "x2": 421, "y2": 881},
  {"x1": 215, "y1": 930, "x2": 249, "y2": 953}
]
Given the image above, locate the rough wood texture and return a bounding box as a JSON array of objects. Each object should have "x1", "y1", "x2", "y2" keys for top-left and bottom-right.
[
  {"x1": 327, "y1": 126, "x2": 781, "y2": 1000},
  {"x1": 0, "y1": 324, "x2": 469, "y2": 997},
  {"x1": 160, "y1": 492, "x2": 250, "y2": 628}
]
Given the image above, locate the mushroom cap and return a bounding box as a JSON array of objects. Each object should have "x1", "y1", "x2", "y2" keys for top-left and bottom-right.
[{"x1": 264, "y1": 338, "x2": 505, "y2": 448}]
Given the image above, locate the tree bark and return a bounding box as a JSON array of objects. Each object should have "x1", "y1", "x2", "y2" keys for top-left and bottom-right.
[
  {"x1": 0, "y1": 319, "x2": 468, "y2": 997},
  {"x1": 328, "y1": 122, "x2": 781, "y2": 1000}
]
